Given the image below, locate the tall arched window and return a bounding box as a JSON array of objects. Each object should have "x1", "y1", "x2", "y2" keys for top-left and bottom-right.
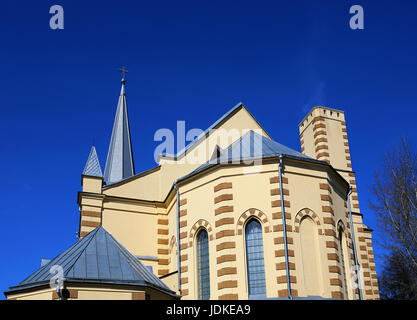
[
  {"x1": 339, "y1": 228, "x2": 349, "y2": 299},
  {"x1": 245, "y1": 219, "x2": 266, "y2": 296},
  {"x1": 196, "y1": 229, "x2": 210, "y2": 300},
  {"x1": 300, "y1": 215, "x2": 322, "y2": 296}
]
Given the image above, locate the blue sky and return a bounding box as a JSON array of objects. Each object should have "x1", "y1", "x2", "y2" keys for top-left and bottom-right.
[{"x1": 1, "y1": 0, "x2": 416, "y2": 298}]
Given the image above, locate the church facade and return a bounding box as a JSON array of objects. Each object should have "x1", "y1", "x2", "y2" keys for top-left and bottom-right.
[{"x1": 5, "y1": 78, "x2": 379, "y2": 300}]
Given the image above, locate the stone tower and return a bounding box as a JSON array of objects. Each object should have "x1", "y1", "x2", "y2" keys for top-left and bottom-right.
[{"x1": 298, "y1": 106, "x2": 379, "y2": 300}]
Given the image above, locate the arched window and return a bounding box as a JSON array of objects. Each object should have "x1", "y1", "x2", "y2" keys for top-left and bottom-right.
[
  {"x1": 299, "y1": 215, "x2": 322, "y2": 296},
  {"x1": 245, "y1": 219, "x2": 266, "y2": 296},
  {"x1": 196, "y1": 229, "x2": 210, "y2": 300},
  {"x1": 339, "y1": 228, "x2": 349, "y2": 299}
]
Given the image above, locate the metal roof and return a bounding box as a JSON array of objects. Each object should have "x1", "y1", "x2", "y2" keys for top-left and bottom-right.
[
  {"x1": 103, "y1": 80, "x2": 135, "y2": 185},
  {"x1": 82, "y1": 146, "x2": 103, "y2": 178},
  {"x1": 178, "y1": 130, "x2": 327, "y2": 182},
  {"x1": 5, "y1": 226, "x2": 177, "y2": 297}
]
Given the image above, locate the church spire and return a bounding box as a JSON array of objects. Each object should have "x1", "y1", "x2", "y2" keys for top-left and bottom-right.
[{"x1": 103, "y1": 70, "x2": 135, "y2": 184}]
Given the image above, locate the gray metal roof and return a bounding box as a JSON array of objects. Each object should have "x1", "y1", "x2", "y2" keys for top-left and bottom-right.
[
  {"x1": 83, "y1": 146, "x2": 103, "y2": 178},
  {"x1": 179, "y1": 130, "x2": 326, "y2": 182},
  {"x1": 6, "y1": 226, "x2": 177, "y2": 297},
  {"x1": 103, "y1": 80, "x2": 135, "y2": 185}
]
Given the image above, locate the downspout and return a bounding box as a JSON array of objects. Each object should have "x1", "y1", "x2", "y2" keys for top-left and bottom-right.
[
  {"x1": 278, "y1": 155, "x2": 293, "y2": 300},
  {"x1": 55, "y1": 279, "x2": 64, "y2": 300},
  {"x1": 347, "y1": 186, "x2": 363, "y2": 300},
  {"x1": 174, "y1": 181, "x2": 181, "y2": 295}
]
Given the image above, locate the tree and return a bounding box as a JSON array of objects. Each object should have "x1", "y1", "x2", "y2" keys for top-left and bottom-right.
[
  {"x1": 379, "y1": 250, "x2": 417, "y2": 299},
  {"x1": 370, "y1": 139, "x2": 417, "y2": 299}
]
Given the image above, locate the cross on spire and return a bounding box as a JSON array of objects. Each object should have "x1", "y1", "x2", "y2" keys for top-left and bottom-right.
[{"x1": 119, "y1": 67, "x2": 128, "y2": 84}]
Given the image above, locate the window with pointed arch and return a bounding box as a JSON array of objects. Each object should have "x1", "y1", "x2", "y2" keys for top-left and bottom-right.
[
  {"x1": 196, "y1": 228, "x2": 210, "y2": 300},
  {"x1": 245, "y1": 218, "x2": 266, "y2": 296},
  {"x1": 338, "y1": 227, "x2": 349, "y2": 299}
]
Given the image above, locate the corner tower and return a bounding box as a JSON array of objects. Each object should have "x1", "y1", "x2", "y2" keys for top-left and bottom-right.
[
  {"x1": 298, "y1": 106, "x2": 380, "y2": 300},
  {"x1": 298, "y1": 106, "x2": 359, "y2": 210}
]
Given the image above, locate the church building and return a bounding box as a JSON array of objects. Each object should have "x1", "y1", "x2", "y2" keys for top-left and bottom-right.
[{"x1": 4, "y1": 76, "x2": 379, "y2": 300}]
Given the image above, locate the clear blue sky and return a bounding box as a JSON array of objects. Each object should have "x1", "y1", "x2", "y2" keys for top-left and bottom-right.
[{"x1": 1, "y1": 0, "x2": 416, "y2": 298}]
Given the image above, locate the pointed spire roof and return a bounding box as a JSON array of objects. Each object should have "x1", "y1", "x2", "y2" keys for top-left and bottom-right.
[
  {"x1": 5, "y1": 226, "x2": 177, "y2": 297},
  {"x1": 103, "y1": 78, "x2": 135, "y2": 185},
  {"x1": 83, "y1": 146, "x2": 103, "y2": 178}
]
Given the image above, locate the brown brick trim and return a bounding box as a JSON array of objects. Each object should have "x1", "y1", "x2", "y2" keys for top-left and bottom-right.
[
  {"x1": 315, "y1": 137, "x2": 328, "y2": 145},
  {"x1": 272, "y1": 212, "x2": 291, "y2": 220},
  {"x1": 274, "y1": 237, "x2": 294, "y2": 245},
  {"x1": 158, "y1": 259, "x2": 169, "y2": 265},
  {"x1": 313, "y1": 123, "x2": 326, "y2": 131},
  {"x1": 179, "y1": 209, "x2": 187, "y2": 217},
  {"x1": 315, "y1": 145, "x2": 329, "y2": 153},
  {"x1": 314, "y1": 130, "x2": 327, "y2": 138},
  {"x1": 218, "y1": 294, "x2": 238, "y2": 300},
  {"x1": 215, "y1": 206, "x2": 234, "y2": 215},
  {"x1": 214, "y1": 194, "x2": 233, "y2": 204},
  {"x1": 327, "y1": 253, "x2": 340, "y2": 262},
  {"x1": 329, "y1": 266, "x2": 341, "y2": 274},
  {"x1": 79, "y1": 231, "x2": 89, "y2": 237},
  {"x1": 218, "y1": 280, "x2": 237, "y2": 290},
  {"x1": 216, "y1": 241, "x2": 236, "y2": 251},
  {"x1": 322, "y1": 206, "x2": 334, "y2": 215},
  {"x1": 157, "y1": 228, "x2": 168, "y2": 235},
  {"x1": 217, "y1": 267, "x2": 237, "y2": 277},
  {"x1": 158, "y1": 269, "x2": 169, "y2": 276},
  {"x1": 214, "y1": 182, "x2": 232, "y2": 192},
  {"x1": 216, "y1": 230, "x2": 235, "y2": 239},
  {"x1": 326, "y1": 241, "x2": 338, "y2": 249},
  {"x1": 81, "y1": 220, "x2": 100, "y2": 228},
  {"x1": 188, "y1": 219, "x2": 214, "y2": 243},
  {"x1": 324, "y1": 229, "x2": 337, "y2": 237},
  {"x1": 276, "y1": 262, "x2": 295, "y2": 270},
  {"x1": 319, "y1": 183, "x2": 332, "y2": 193},
  {"x1": 270, "y1": 176, "x2": 288, "y2": 184},
  {"x1": 278, "y1": 289, "x2": 298, "y2": 298},
  {"x1": 331, "y1": 291, "x2": 344, "y2": 299},
  {"x1": 277, "y1": 275, "x2": 296, "y2": 284},
  {"x1": 275, "y1": 249, "x2": 294, "y2": 257},
  {"x1": 81, "y1": 211, "x2": 101, "y2": 218},
  {"x1": 215, "y1": 217, "x2": 234, "y2": 227},
  {"x1": 157, "y1": 219, "x2": 168, "y2": 225},
  {"x1": 323, "y1": 217, "x2": 335, "y2": 226},
  {"x1": 179, "y1": 198, "x2": 187, "y2": 206},
  {"x1": 320, "y1": 195, "x2": 333, "y2": 204},
  {"x1": 236, "y1": 208, "x2": 271, "y2": 234},
  {"x1": 270, "y1": 188, "x2": 289, "y2": 196},
  {"x1": 217, "y1": 254, "x2": 236, "y2": 264},
  {"x1": 158, "y1": 238, "x2": 169, "y2": 245},
  {"x1": 131, "y1": 292, "x2": 146, "y2": 300},
  {"x1": 271, "y1": 200, "x2": 290, "y2": 208},
  {"x1": 317, "y1": 152, "x2": 330, "y2": 158}
]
